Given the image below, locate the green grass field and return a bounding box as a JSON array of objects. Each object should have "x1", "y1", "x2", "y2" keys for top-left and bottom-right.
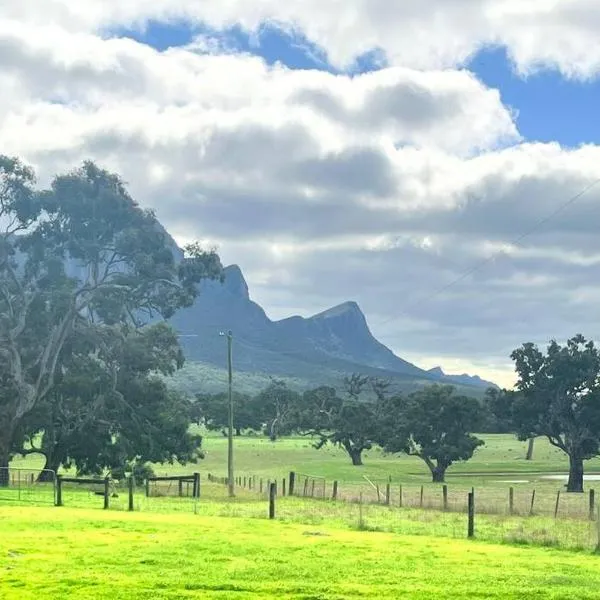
[
  {"x1": 13, "y1": 432, "x2": 599, "y2": 481},
  {"x1": 4, "y1": 434, "x2": 600, "y2": 597},
  {"x1": 2, "y1": 505, "x2": 600, "y2": 599}
]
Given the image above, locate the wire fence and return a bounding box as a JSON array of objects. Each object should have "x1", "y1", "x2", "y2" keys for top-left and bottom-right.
[
  {"x1": 0, "y1": 467, "x2": 56, "y2": 505},
  {"x1": 3, "y1": 467, "x2": 600, "y2": 552}
]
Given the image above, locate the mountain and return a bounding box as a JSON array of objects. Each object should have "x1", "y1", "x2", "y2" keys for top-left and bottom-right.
[
  {"x1": 169, "y1": 264, "x2": 495, "y2": 396},
  {"x1": 427, "y1": 367, "x2": 496, "y2": 390}
]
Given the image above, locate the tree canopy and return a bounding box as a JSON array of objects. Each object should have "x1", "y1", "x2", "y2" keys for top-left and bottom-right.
[
  {"x1": 253, "y1": 379, "x2": 302, "y2": 441},
  {"x1": 19, "y1": 322, "x2": 202, "y2": 480},
  {"x1": 0, "y1": 156, "x2": 222, "y2": 483},
  {"x1": 193, "y1": 391, "x2": 260, "y2": 436},
  {"x1": 511, "y1": 334, "x2": 600, "y2": 492},
  {"x1": 296, "y1": 375, "x2": 385, "y2": 466},
  {"x1": 378, "y1": 385, "x2": 484, "y2": 482}
]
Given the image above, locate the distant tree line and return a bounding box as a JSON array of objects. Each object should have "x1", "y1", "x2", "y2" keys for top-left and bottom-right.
[
  {"x1": 194, "y1": 375, "x2": 484, "y2": 483},
  {"x1": 195, "y1": 334, "x2": 600, "y2": 492}
]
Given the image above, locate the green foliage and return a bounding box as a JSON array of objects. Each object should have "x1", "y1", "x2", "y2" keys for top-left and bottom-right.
[
  {"x1": 193, "y1": 391, "x2": 260, "y2": 435},
  {"x1": 482, "y1": 387, "x2": 518, "y2": 433},
  {"x1": 379, "y1": 385, "x2": 484, "y2": 482},
  {"x1": 253, "y1": 379, "x2": 302, "y2": 441},
  {"x1": 511, "y1": 334, "x2": 600, "y2": 492},
  {"x1": 298, "y1": 379, "x2": 382, "y2": 466},
  {"x1": 20, "y1": 322, "x2": 203, "y2": 477},
  {"x1": 0, "y1": 155, "x2": 221, "y2": 477},
  {"x1": 111, "y1": 461, "x2": 156, "y2": 485}
]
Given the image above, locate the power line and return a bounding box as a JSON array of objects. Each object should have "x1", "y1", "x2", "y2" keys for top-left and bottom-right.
[{"x1": 378, "y1": 177, "x2": 600, "y2": 328}]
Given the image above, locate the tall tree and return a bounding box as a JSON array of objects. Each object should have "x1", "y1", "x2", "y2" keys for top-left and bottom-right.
[
  {"x1": 483, "y1": 387, "x2": 535, "y2": 459},
  {"x1": 511, "y1": 335, "x2": 600, "y2": 492},
  {"x1": 379, "y1": 385, "x2": 484, "y2": 482},
  {"x1": 19, "y1": 322, "x2": 200, "y2": 479},
  {"x1": 253, "y1": 379, "x2": 301, "y2": 441},
  {"x1": 193, "y1": 391, "x2": 259, "y2": 436},
  {"x1": 0, "y1": 157, "x2": 221, "y2": 483},
  {"x1": 297, "y1": 375, "x2": 384, "y2": 466}
]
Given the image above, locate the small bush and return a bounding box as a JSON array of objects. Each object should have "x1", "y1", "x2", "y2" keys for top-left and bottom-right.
[{"x1": 111, "y1": 462, "x2": 155, "y2": 485}]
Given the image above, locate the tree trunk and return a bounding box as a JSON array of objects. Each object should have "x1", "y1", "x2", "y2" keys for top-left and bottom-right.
[
  {"x1": 525, "y1": 438, "x2": 535, "y2": 461},
  {"x1": 431, "y1": 465, "x2": 447, "y2": 483},
  {"x1": 235, "y1": 427, "x2": 241, "y2": 437},
  {"x1": 269, "y1": 418, "x2": 279, "y2": 442},
  {"x1": 567, "y1": 454, "x2": 584, "y2": 493},
  {"x1": 0, "y1": 439, "x2": 10, "y2": 487},
  {"x1": 38, "y1": 453, "x2": 61, "y2": 482},
  {"x1": 348, "y1": 447, "x2": 363, "y2": 466}
]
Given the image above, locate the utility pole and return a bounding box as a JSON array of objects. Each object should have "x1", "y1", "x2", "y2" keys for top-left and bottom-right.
[{"x1": 220, "y1": 330, "x2": 234, "y2": 497}]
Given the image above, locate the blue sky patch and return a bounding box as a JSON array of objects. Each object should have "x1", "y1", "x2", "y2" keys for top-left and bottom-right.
[{"x1": 468, "y1": 47, "x2": 600, "y2": 147}]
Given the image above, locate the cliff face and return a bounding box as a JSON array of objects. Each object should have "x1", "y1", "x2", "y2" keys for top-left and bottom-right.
[{"x1": 170, "y1": 265, "x2": 495, "y2": 391}]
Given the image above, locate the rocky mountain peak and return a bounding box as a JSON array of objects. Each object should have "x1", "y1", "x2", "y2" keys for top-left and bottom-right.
[
  {"x1": 222, "y1": 264, "x2": 249, "y2": 300},
  {"x1": 428, "y1": 367, "x2": 445, "y2": 377}
]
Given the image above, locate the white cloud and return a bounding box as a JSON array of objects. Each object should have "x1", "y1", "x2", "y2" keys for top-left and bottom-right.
[
  {"x1": 1, "y1": 7, "x2": 600, "y2": 386},
  {"x1": 4, "y1": 0, "x2": 600, "y2": 77}
]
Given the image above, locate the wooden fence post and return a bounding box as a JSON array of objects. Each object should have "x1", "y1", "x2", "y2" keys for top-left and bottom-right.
[
  {"x1": 145, "y1": 478, "x2": 150, "y2": 497},
  {"x1": 289, "y1": 472, "x2": 296, "y2": 496},
  {"x1": 260, "y1": 478, "x2": 263, "y2": 493},
  {"x1": 359, "y1": 492, "x2": 364, "y2": 529},
  {"x1": 597, "y1": 506, "x2": 600, "y2": 552},
  {"x1": 332, "y1": 480, "x2": 338, "y2": 501},
  {"x1": 554, "y1": 490, "x2": 561, "y2": 518},
  {"x1": 529, "y1": 489, "x2": 536, "y2": 516},
  {"x1": 420, "y1": 485, "x2": 424, "y2": 508},
  {"x1": 56, "y1": 475, "x2": 63, "y2": 507},
  {"x1": 467, "y1": 491, "x2": 475, "y2": 538},
  {"x1": 303, "y1": 478, "x2": 308, "y2": 497},
  {"x1": 194, "y1": 472, "x2": 201, "y2": 498},
  {"x1": 104, "y1": 477, "x2": 110, "y2": 510},
  {"x1": 442, "y1": 485, "x2": 448, "y2": 511},
  {"x1": 178, "y1": 479, "x2": 183, "y2": 497},
  {"x1": 269, "y1": 482, "x2": 276, "y2": 519},
  {"x1": 385, "y1": 483, "x2": 391, "y2": 506},
  {"x1": 509, "y1": 487, "x2": 514, "y2": 515},
  {"x1": 399, "y1": 485, "x2": 403, "y2": 508},
  {"x1": 590, "y1": 489, "x2": 596, "y2": 521},
  {"x1": 311, "y1": 480, "x2": 316, "y2": 498},
  {"x1": 128, "y1": 476, "x2": 134, "y2": 511},
  {"x1": 282, "y1": 478, "x2": 286, "y2": 497}
]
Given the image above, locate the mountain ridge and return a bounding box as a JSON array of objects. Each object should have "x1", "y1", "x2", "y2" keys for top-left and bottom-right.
[{"x1": 170, "y1": 264, "x2": 497, "y2": 395}]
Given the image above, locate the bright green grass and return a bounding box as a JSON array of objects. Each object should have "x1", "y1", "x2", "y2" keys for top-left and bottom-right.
[
  {"x1": 2, "y1": 479, "x2": 597, "y2": 552},
  {"x1": 1, "y1": 505, "x2": 600, "y2": 599}
]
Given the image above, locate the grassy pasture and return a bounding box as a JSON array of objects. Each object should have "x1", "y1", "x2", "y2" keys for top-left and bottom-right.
[
  {"x1": 13, "y1": 433, "x2": 600, "y2": 482},
  {"x1": 2, "y1": 505, "x2": 600, "y2": 599}
]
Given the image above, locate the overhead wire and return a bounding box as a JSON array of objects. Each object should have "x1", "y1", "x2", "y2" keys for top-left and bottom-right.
[{"x1": 377, "y1": 177, "x2": 600, "y2": 327}]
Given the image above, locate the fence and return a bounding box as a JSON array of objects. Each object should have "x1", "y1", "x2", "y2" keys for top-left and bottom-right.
[
  {"x1": 4, "y1": 468, "x2": 600, "y2": 552},
  {"x1": 206, "y1": 472, "x2": 600, "y2": 552},
  {"x1": 0, "y1": 467, "x2": 56, "y2": 505},
  {"x1": 145, "y1": 474, "x2": 200, "y2": 498},
  {"x1": 327, "y1": 480, "x2": 600, "y2": 521}
]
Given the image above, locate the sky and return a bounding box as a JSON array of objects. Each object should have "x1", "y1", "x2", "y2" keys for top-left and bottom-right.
[{"x1": 2, "y1": 1, "x2": 600, "y2": 388}]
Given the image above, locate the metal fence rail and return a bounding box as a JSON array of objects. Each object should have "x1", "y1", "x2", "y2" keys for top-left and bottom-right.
[{"x1": 0, "y1": 467, "x2": 56, "y2": 505}]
